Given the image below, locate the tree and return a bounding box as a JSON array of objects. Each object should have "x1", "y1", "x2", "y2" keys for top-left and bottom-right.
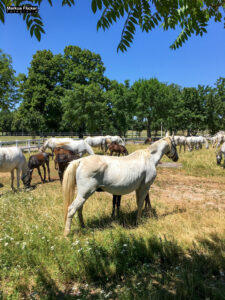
[
  {"x1": 0, "y1": 109, "x2": 14, "y2": 133},
  {"x1": 0, "y1": 49, "x2": 19, "y2": 110},
  {"x1": 61, "y1": 83, "x2": 108, "y2": 135},
  {"x1": 15, "y1": 50, "x2": 64, "y2": 132},
  {"x1": 104, "y1": 80, "x2": 134, "y2": 136},
  {"x1": 215, "y1": 77, "x2": 225, "y2": 128},
  {"x1": 62, "y1": 46, "x2": 109, "y2": 89},
  {"x1": 180, "y1": 86, "x2": 206, "y2": 135},
  {"x1": 1, "y1": 1, "x2": 225, "y2": 52},
  {"x1": 132, "y1": 78, "x2": 168, "y2": 137},
  {"x1": 204, "y1": 86, "x2": 221, "y2": 134}
]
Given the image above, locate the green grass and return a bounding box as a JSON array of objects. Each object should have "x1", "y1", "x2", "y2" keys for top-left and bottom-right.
[{"x1": 0, "y1": 145, "x2": 225, "y2": 299}]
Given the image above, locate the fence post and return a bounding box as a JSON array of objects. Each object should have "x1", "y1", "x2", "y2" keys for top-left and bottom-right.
[{"x1": 28, "y1": 140, "x2": 31, "y2": 155}]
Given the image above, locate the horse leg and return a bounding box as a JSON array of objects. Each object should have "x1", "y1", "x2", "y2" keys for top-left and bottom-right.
[
  {"x1": 10, "y1": 170, "x2": 15, "y2": 191},
  {"x1": 37, "y1": 166, "x2": 44, "y2": 183},
  {"x1": 179, "y1": 145, "x2": 182, "y2": 153},
  {"x1": 16, "y1": 168, "x2": 21, "y2": 189},
  {"x1": 135, "y1": 186, "x2": 149, "y2": 224},
  {"x1": 116, "y1": 195, "x2": 121, "y2": 217},
  {"x1": 144, "y1": 193, "x2": 151, "y2": 210},
  {"x1": 64, "y1": 194, "x2": 87, "y2": 236},
  {"x1": 42, "y1": 164, "x2": 46, "y2": 182},
  {"x1": 46, "y1": 161, "x2": 51, "y2": 181},
  {"x1": 112, "y1": 195, "x2": 116, "y2": 217},
  {"x1": 77, "y1": 206, "x2": 85, "y2": 227}
]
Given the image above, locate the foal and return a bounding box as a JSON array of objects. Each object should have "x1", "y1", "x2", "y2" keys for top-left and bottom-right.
[
  {"x1": 28, "y1": 152, "x2": 52, "y2": 185},
  {"x1": 144, "y1": 137, "x2": 152, "y2": 144},
  {"x1": 108, "y1": 142, "x2": 128, "y2": 156},
  {"x1": 54, "y1": 147, "x2": 75, "y2": 170},
  {"x1": 55, "y1": 153, "x2": 79, "y2": 183}
]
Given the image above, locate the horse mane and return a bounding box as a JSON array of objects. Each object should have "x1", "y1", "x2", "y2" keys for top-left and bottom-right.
[{"x1": 148, "y1": 137, "x2": 172, "y2": 153}]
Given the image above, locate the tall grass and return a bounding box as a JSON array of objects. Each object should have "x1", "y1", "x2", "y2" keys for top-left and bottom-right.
[{"x1": 0, "y1": 145, "x2": 225, "y2": 299}]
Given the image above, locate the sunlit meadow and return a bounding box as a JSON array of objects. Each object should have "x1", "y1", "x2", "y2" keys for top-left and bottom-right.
[{"x1": 0, "y1": 143, "x2": 225, "y2": 299}]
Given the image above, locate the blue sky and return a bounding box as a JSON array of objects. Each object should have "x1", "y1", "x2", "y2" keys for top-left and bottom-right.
[{"x1": 1, "y1": 1, "x2": 225, "y2": 88}]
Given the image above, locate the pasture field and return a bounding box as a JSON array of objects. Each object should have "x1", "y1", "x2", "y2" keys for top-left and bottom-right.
[{"x1": 0, "y1": 145, "x2": 225, "y2": 299}]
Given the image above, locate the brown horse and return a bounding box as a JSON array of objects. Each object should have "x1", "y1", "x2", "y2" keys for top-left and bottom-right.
[
  {"x1": 28, "y1": 152, "x2": 52, "y2": 185},
  {"x1": 54, "y1": 147, "x2": 76, "y2": 170},
  {"x1": 144, "y1": 137, "x2": 152, "y2": 144},
  {"x1": 55, "y1": 152, "x2": 79, "y2": 183},
  {"x1": 108, "y1": 142, "x2": 128, "y2": 156}
]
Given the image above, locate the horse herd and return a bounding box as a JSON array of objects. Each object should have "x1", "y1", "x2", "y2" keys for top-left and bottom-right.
[{"x1": 0, "y1": 133, "x2": 224, "y2": 236}]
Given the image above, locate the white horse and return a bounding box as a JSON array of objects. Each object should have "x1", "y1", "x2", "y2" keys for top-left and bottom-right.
[
  {"x1": 54, "y1": 140, "x2": 94, "y2": 157},
  {"x1": 84, "y1": 136, "x2": 107, "y2": 152},
  {"x1": 63, "y1": 136, "x2": 178, "y2": 236},
  {"x1": 40, "y1": 138, "x2": 74, "y2": 154},
  {"x1": 186, "y1": 136, "x2": 208, "y2": 151},
  {"x1": 105, "y1": 135, "x2": 125, "y2": 146},
  {"x1": 0, "y1": 147, "x2": 30, "y2": 190},
  {"x1": 216, "y1": 134, "x2": 225, "y2": 149},
  {"x1": 174, "y1": 136, "x2": 187, "y2": 152}
]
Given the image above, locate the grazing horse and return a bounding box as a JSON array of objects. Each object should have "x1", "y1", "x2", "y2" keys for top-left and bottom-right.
[
  {"x1": 55, "y1": 153, "x2": 79, "y2": 183},
  {"x1": 54, "y1": 147, "x2": 75, "y2": 170},
  {"x1": 105, "y1": 135, "x2": 125, "y2": 146},
  {"x1": 28, "y1": 152, "x2": 52, "y2": 185},
  {"x1": 0, "y1": 147, "x2": 30, "y2": 190},
  {"x1": 186, "y1": 136, "x2": 209, "y2": 151},
  {"x1": 85, "y1": 136, "x2": 107, "y2": 152},
  {"x1": 216, "y1": 142, "x2": 225, "y2": 168},
  {"x1": 144, "y1": 137, "x2": 152, "y2": 145},
  {"x1": 55, "y1": 140, "x2": 94, "y2": 157},
  {"x1": 174, "y1": 136, "x2": 187, "y2": 152},
  {"x1": 63, "y1": 136, "x2": 178, "y2": 236},
  {"x1": 108, "y1": 142, "x2": 128, "y2": 156},
  {"x1": 40, "y1": 138, "x2": 74, "y2": 155}
]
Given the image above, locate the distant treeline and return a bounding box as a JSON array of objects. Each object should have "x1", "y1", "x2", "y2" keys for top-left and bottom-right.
[{"x1": 1, "y1": 46, "x2": 225, "y2": 137}]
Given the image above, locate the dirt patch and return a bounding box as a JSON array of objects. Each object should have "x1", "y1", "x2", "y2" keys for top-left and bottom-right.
[{"x1": 151, "y1": 168, "x2": 225, "y2": 210}]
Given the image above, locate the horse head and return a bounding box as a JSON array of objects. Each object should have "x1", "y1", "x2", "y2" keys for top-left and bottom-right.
[
  {"x1": 21, "y1": 170, "x2": 31, "y2": 188},
  {"x1": 165, "y1": 136, "x2": 179, "y2": 162},
  {"x1": 216, "y1": 150, "x2": 222, "y2": 165}
]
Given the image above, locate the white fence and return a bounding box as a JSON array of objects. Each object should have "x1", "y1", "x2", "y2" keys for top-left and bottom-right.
[
  {"x1": 0, "y1": 139, "x2": 44, "y2": 154},
  {"x1": 0, "y1": 137, "x2": 81, "y2": 153}
]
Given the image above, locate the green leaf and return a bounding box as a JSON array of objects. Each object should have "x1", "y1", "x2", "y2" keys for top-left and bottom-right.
[
  {"x1": 34, "y1": 27, "x2": 41, "y2": 41},
  {"x1": 97, "y1": 0, "x2": 102, "y2": 10},
  {"x1": 91, "y1": 0, "x2": 97, "y2": 13},
  {"x1": 30, "y1": 24, "x2": 36, "y2": 37},
  {"x1": 0, "y1": 6, "x2": 4, "y2": 23}
]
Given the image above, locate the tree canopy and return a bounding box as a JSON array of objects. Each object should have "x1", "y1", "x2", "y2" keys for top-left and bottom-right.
[
  {"x1": 1, "y1": 0, "x2": 225, "y2": 52},
  {"x1": 0, "y1": 49, "x2": 19, "y2": 110},
  {"x1": 1, "y1": 47, "x2": 225, "y2": 136}
]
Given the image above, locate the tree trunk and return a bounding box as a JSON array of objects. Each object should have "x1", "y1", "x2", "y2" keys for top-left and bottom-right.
[{"x1": 147, "y1": 118, "x2": 151, "y2": 138}]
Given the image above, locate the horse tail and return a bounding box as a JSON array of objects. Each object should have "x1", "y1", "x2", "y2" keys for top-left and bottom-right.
[{"x1": 63, "y1": 159, "x2": 81, "y2": 223}]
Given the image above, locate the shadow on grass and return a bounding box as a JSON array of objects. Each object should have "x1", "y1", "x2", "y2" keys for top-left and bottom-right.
[
  {"x1": 83, "y1": 206, "x2": 186, "y2": 231},
  {"x1": 17, "y1": 232, "x2": 225, "y2": 299}
]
